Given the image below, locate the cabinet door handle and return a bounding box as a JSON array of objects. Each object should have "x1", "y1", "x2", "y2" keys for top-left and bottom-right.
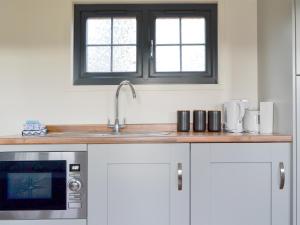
[
  {"x1": 279, "y1": 162, "x2": 285, "y2": 190},
  {"x1": 177, "y1": 163, "x2": 183, "y2": 191}
]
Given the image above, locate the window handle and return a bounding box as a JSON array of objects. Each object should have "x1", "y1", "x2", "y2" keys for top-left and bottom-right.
[{"x1": 150, "y1": 40, "x2": 154, "y2": 58}]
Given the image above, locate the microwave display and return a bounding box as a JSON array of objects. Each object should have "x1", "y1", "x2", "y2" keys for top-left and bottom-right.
[{"x1": 70, "y1": 164, "x2": 80, "y2": 172}]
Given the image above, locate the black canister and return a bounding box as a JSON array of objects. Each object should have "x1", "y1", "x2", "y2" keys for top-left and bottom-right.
[
  {"x1": 208, "y1": 111, "x2": 222, "y2": 132},
  {"x1": 177, "y1": 110, "x2": 190, "y2": 132},
  {"x1": 193, "y1": 110, "x2": 206, "y2": 132}
]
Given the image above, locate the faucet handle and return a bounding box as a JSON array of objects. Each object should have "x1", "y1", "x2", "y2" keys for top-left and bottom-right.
[
  {"x1": 119, "y1": 118, "x2": 126, "y2": 129},
  {"x1": 107, "y1": 119, "x2": 115, "y2": 128}
]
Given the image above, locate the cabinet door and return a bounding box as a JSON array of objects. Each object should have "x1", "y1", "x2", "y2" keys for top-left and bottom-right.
[
  {"x1": 191, "y1": 143, "x2": 291, "y2": 225},
  {"x1": 88, "y1": 144, "x2": 189, "y2": 225}
]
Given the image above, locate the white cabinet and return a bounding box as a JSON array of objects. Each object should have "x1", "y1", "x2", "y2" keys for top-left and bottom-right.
[
  {"x1": 191, "y1": 143, "x2": 291, "y2": 225},
  {"x1": 88, "y1": 144, "x2": 189, "y2": 225},
  {"x1": 88, "y1": 142, "x2": 290, "y2": 225}
]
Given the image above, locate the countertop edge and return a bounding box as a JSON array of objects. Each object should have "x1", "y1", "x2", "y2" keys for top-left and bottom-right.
[{"x1": 0, "y1": 135, "x2": 292, "y2": 145}]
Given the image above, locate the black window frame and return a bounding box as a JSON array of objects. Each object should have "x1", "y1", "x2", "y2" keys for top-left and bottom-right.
[{"x1": 74, "y1": 4, "x2": 218, "y2": 85}]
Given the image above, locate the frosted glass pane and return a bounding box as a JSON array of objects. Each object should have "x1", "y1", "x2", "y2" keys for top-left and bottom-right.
[
  {"x1": 156, "y1": 46, "x2": 180, "y2": 72},
  {"x1": 86, "y1": 46, "x2": 111, "y2": 72},
  {"x1": 182, "y1": 18, "x2": 205, "y2": 44},
  {"x1": 87, "y1": 18, "x2": 111, "y2": 45},
  {"x1": 182, "y1": 45, "x2": 206, "y2": 71},
  {"x1": 156, "y1": 18, "x2": 180, "y2": 44},
  {"x1": 113, "y1": 18, "x2": 136, "y2": 44},
  {"x1": 113, "y1": 46, "x2": 136, "y2": 72}
]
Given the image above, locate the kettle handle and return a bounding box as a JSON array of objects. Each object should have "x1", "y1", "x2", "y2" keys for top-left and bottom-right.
[
  {"x1": 223, "y1": 106, "x2": 227, "y2": 126},
  {"x1": 238, "y1": 103, "x2": 245, "y2": 123}
]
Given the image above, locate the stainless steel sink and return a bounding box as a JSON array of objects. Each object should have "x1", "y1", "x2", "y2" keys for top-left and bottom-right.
[
  {"x1": 109, "y1": 131, "x2": 172, "y2": 137},
  {"x1": 47, "y1": 131, "x2": 172, "y2": 138}
]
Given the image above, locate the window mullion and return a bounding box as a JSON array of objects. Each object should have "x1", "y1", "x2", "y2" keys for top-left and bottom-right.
[
  {"x1": 179, "y1": 17, "x2": 182, "y2": 72},
  {"x1": 110, "y1": 17, "x2": 113, "y2": 72}
]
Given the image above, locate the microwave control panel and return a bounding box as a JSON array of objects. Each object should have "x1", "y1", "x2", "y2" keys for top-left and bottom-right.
[{"x1": 68, "y1": 164, "x2": 83, "y2": 209}]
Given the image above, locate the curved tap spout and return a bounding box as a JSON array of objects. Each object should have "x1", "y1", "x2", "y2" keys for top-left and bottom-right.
[
  {"x1": 115, "y1": 80, "x2": 136, "y2": 120},
  {"x1": 108, "y1": 80, "x2": 137, "y2": 133},
  {"x1": 116, "y1": 80, "x2": 137, "y2": 99}
]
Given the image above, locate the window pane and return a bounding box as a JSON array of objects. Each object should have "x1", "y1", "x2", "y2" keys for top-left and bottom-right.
[
  {"x1": 113, "y1": 46, "x2": 136, "y2": 72},
  {"x1": 182, "y1": 18, "x2": 205, "y2": 44},
  {"x1": 87, "y1": 18, "x2": 111, "y2": 45},
  {"x1": 156, "y1": 46, "x2": 180, "y2": 72},
  {"x1": 156, "y1": 18, "x2": 180, "y2": 44},
  {"x1": 86, "y1": 46, "x2": 111, "y2": 72},
  {"x1": 182, "y1": 45, "x2": 206, "y2": 71},
  {"x1": 113, "y1": 18, "x2": 137, "y2": 44}
]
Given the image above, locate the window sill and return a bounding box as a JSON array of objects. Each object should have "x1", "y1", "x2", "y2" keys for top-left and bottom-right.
[{"x1": 66, "y1": 83, "x2": 225, "y2": 93}]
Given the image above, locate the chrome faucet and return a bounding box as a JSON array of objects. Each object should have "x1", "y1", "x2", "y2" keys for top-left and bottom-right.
[{"x1": 108, "y1": 80, "x2": 137, "y2": 133}]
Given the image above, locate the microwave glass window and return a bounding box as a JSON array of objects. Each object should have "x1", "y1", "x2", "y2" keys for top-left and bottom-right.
[
  {"x1": 0, "y1": 160, "x2": 66, "y2": 211},
  {"x1": 7, "y1": 173, "x2": 52, "y2": 200}
]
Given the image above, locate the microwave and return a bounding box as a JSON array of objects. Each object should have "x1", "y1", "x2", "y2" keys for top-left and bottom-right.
[{"x1": 0, "y1": 151, "x2": 87, "y2": 220}]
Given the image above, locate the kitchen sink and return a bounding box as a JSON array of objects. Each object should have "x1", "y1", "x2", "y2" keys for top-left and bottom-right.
[{"x1": 47, "y1": 131, "x2": 173, "y2": 138}]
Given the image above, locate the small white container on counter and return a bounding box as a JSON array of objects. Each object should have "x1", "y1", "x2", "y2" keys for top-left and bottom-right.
[
  {"x1": 259, "y1": 102, "x2": 274, "y2": 134},
  {"x1": 243, "y1": 110, "x2": 260, "y2": 133}
]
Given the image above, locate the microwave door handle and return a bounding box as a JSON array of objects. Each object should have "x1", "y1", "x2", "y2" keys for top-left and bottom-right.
[{"x1": 224, "y1": 107, "x2": 227, "y2": 126}]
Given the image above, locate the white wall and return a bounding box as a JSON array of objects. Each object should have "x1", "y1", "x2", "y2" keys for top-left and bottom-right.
[
  {"x1": 0, "y1": 0, "x2": 258, "y2": 135},
  {"x1": 257, "y1": 0, "x2": 293, "y2": 134}
]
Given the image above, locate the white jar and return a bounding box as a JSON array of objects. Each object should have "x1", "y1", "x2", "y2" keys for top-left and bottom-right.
[{"x1": 243, "y1": 110, "x2": 260, "y2": 133}]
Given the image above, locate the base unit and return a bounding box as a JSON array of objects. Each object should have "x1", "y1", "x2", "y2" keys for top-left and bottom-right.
[
  {"x1": 191, "y1": 143, "x2": 291, "y2": 225},
  {"x1": 88, "y1": 144, "x2": 190, "y2": 225}
]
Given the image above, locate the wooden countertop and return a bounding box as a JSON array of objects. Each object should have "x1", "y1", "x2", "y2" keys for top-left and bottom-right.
[{"x1": 0, "y1": 124, "x2": 292, "y2": 145}]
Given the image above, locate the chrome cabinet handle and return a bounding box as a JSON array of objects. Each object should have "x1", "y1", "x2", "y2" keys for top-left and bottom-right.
[
  {"x1": 177, "y1": 163, "x2": 183, "y2": 191},
  {"x1": 279, "y1": 162, "x2": 285, "y2": 190}
]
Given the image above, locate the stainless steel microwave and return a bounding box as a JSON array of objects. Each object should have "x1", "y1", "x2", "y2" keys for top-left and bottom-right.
[{"x1": 0, "y1": 151, "x2": 87, "y2": 220}]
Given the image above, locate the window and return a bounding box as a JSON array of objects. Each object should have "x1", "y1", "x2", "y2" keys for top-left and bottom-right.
[{"x1": 74, "y1": 4, "x2": 218, "y2": 85}]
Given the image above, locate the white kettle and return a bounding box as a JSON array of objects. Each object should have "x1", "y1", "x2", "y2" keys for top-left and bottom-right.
[{"x1": 223, "y1": 100, "x2": 249, "y2": 133}]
